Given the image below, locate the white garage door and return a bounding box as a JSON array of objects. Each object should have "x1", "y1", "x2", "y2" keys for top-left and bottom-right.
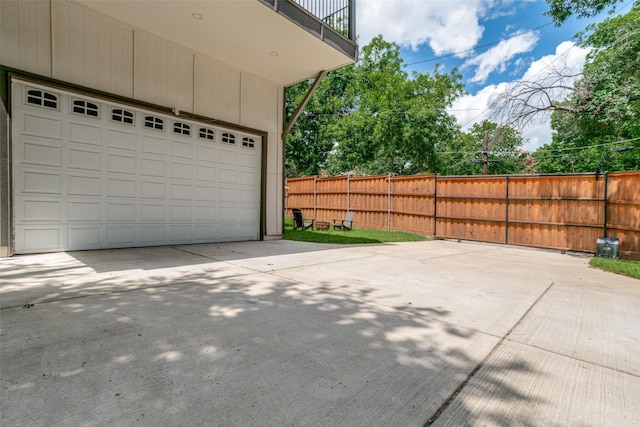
[{"x1": 11, "y1": 80, "x2": 262, "y2": 254}]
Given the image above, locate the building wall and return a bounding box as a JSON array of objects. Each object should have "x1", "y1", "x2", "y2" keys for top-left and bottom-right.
[{"x1": 0, "y1": 0, "x2": 284, "y2": 250}]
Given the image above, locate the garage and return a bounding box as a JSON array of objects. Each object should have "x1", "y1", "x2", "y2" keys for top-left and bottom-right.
[{"x1": 11, "y1": 79, "x2": 262, "y2": 254}]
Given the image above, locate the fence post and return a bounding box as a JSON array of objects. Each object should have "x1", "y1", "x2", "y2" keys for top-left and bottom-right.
[
  {"x1": 505, "y1": 176, "x2": 510, "y2": 244},
  {"x1": 313, "y1": 175, "x2": 317, "y2": 220},
  {"x1": 388, "y1": 173, "x2": 391, "y2": 231},
  {"x1": 603, "y1": 172, "x2": 609, "y2": 237},
  {"x1": 433, "y1": 174, "x2": 438, "y2": 238},
  {"x1": 347, "y1": 174, "x2": 351, "y2": 212}
]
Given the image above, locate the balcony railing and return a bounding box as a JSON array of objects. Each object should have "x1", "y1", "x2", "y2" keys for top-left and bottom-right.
[{"x1": 291, "y1": 0, "x2": 355, "y2": 40}]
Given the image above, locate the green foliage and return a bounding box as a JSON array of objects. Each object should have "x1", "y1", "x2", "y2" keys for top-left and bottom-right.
[
  {"x1": 285, "y1": 36, "x2": 464, "y2": 177},
  {"x1": 537, "y1": 1, "x2": 640, "y2": 173},
  {"x1": 544, "y1": 0, "x2": 626, "y2": 25},
  {"x1": 590, "y1": 257, "x2": 640, "y2": 279},
  {"x1": 285, "y1": 65, "x2": 356, "y2": 177},
  {"x1": 437, "y1": 120, "x2": 533, "y2": 175}
]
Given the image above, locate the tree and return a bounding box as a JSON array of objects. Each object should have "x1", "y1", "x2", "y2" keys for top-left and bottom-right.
[
  {"x1": 437, "y1": 120, "x2": 532, "y2": 175},
  {"x1": 533, "y1": 2, "x2": 640, "y2": 172},
  {"x1": 324, "y1": 36, "x2": 464, "y2": 175},
  {"x1": 545, "y1": 0, "x2": 627, "y2": 25},
  {"x1": 494, "y1": 1, "x2": 640, "y2": 172},
  {"x1": 285, "y1": 36, "x2": 464, "y2": 177},
  {"x1": 284, "y1": 65, "x2": 356, "y2": 177}
]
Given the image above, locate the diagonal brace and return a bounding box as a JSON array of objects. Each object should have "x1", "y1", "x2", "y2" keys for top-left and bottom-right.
[{"x1": 282, "y1": 70, "x2": 327, "y2": 139}]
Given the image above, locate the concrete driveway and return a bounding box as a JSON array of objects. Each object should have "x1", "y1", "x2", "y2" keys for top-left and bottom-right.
[{"x1": 1, "y1": 240, "x2": 639, "y2": 426}]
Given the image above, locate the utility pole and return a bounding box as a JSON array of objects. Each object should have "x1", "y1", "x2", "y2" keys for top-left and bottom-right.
[{"x1": 483, "y1": 131, "x2": 489, "y2": 175}]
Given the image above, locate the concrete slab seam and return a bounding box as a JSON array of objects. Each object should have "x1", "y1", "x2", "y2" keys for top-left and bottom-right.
[
  {"x1": 423, "y1": 281, "x2": 556, "y2": 426},
  {"x1": 503, "y1": 338, "x2": 640, "y2": 379}
]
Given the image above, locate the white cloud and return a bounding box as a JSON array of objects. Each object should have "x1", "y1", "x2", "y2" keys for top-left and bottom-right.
[
  {"x1": 463, "y1": 31, "x2": 539, "y2": 84},
  {"x1": 448, "y1": 41, "x2": 590, "y2": 151},
  {"x1": 356, "y1": 0, "x2": 491, "y2": 54}
]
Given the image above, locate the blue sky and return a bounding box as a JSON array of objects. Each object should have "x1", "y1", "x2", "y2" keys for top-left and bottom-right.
[{"x1": 354, "y1": 0, "x2": 614, "y2": 150}]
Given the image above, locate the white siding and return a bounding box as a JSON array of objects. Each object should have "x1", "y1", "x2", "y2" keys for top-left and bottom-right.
[
  {"x1": 240, "y1": 73, "x2": 283, "y2": 237},
  {"x1": 51, "y1": 1, "x2": 134, "y2": 97},
  {"x1": 194, "y1": 54, "x2": 241, "y2": 124},
  {"x1": 0, "y1": 0, "x2": 52, "y2": 76},
  {"x1": 134, "y1": 31, "x2": 193, "y2": 112}
]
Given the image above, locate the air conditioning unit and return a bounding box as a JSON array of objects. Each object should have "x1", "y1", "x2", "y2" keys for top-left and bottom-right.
[{"x1": 596, "y1": 237, "x2": 619, "y2": 258}]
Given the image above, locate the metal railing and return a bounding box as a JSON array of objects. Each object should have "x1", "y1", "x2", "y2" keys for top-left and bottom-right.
[{"x1": 291, "y1": 0, "x2": 355, "y2": 40}]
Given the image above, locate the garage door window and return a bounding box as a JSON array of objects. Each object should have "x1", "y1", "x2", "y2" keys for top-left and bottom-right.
[
  {"x1": 222, "y1": 132, "x2": 235, "y2": 144},
  {"x1": 112, "y1": 108, "x2": 134, "y2": 125},
  {"x1": 26, "y1": 88, "x2": 58, "y2": 110},
  {"x1": 199, "y1": 127, "x2": 215, "y2": 141},
  {"x1": 72, "y1": 99, "x2": 100, "y2": 118},
  {"x1": 173, "y1": 122, "x2": 191, "y2": 136},
  {"x1": 144, "y1": 115, "x2": 164, "y2": 131},
  {"x1": 242, "y1": 137, "x2": 255, "y2": 149}
]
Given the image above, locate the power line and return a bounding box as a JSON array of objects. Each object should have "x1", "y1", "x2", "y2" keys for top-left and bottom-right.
[{"x1": 435, "y1": 136, "x2": 640, "y2": 157}]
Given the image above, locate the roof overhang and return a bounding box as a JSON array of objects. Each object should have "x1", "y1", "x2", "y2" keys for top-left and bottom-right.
[{"x1": 74, "y1": 0, "x2": 357, "y2": 86}]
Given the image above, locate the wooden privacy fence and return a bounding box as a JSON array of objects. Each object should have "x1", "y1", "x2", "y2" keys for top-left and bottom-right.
[{"x1": 285, "y1": 171, "x2": 640, "y2": 259}]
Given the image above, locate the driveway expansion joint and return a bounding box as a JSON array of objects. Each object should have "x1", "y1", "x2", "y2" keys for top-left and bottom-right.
[{"x1": 424, "y1": 281, "x2": 556, "y2": 426}]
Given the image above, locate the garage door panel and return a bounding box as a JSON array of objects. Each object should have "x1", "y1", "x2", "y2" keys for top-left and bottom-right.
[
  {"x1": 68, "y1": 200, "x2": 102, "y2": 221},
  {"x1": 238, "y1": 189, "x2": 256, "y2": 204},
  {"x1": 140, "y1": 179, "x2": 166, "y2": 199},
  {"x1": 237, "y1": 207, "x2": 257, "y2": 222},
  {"x1": 69, "y1": 147, "x2": 102, "y2": 171},
  {"x1": 19, "y1": 199, "x2": 62, "y2": 222},
  {"x1": 140, "y1": 204, "x2": 166, "y2": 221},
  {"x1": 23, "y1": 113, "x2": 63, "y2": 140},
  {"x1": 69, "y1": 121, "x2": 101, "y2": 146},
  {"x1": 235, "y1": 224, "x2": 258, "y2": 241},
  {"x1": 68, "y1": 174, "x2": 102, "y2": 196},
  {"x1": 196, "y1": 145, "x2": 216, "y2": 163},
  {"x1": 107, "y1": 153, "x2": 136, "y2": 174},
  {"x1": 106, "y1": 177, "x2": 137, "y2": 198},
  {"x1": 219, "y1": 149, "x2": 237, "y2": 165},
  {"x1": 195, "y1": 185, "x2": 216, "y2": 202},
  {"x1": 12, "y1": 80, "x2": 261, "y2": 253},
  {"x1": 170, "y1": 183, "x2": 192, "y2": 200},
  {"x1": 18, "y1": 227, "x2": 63, "y2": 253},
  {"x1": 141, "y1": 157, "x2": 166, "y2": 177},
  {"x1": 107, "y1": 128, "x2": 137, "y2": 151},
  {"x1": 218, "y1": 168, "x2": 237, "y2": 184},
  {"x1": 238, "y1": 170, "x2": 257, "y2": 186},
  {"x1": 170, "y1": 140, "x2": 193, "y2": 159},
  {"x1": 140, "y1": 225, "x2": 167, "y2": 244},
  {"x1": 106, "y1": 202, "x2": 137, "y2": 222},
  {"x1": 141, "y1": 134, "x2": 166, "y2": 155},
  {"x1": 22, "y1": 140, "x2": 63, "y2": 167},
  {"x1": 219, "y1": 187, "x2": 237, "y2": 203},
  {"x1": 195, "y1": 164, "x2": 216, "y2": 182},
  {"x1": 169, "y1": 225, "x2": 193, "y2": 243},
  {"x1": 106, "y1": 226, "x2": 136, "y2": 245},
  {"x1": 68, "y1": 227, "x2": 102, "y2": 250},
  {"x1": 169, "y1": 205, "x2": 192, "y2": 221},
  {"x1": 217, "y1": 223, "x2": 238, "y2": 240},
  {"x1": 195, "y1": 205, "x2": 215, "y2": 220},
  {"x1": 219, "y1": 207, "x2": 236, "y2": 221},
  {"x1": 21, "y1": 170, "x2": 63, "y2": 194},
  {"x1": 169, "y1": 162, "x2": 192, "y2": 180},
  {"x1": 194, "y1": 224, "x2": 218, "y2": 241}
]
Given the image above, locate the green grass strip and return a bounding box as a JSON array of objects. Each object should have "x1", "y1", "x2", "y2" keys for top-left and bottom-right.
[
  {"x1": 589, "y1": 257, "x2": 640, "y2": 280},
  {"x1": 283, "y1": 218, "x2": 428, "y2": 244}
]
